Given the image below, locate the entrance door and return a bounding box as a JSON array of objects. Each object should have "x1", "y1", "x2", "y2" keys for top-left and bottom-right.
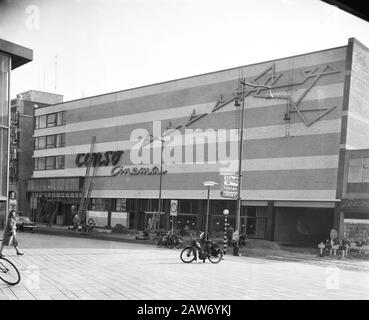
[
  {"x1": 137, "y1": 212, "x2": 145, "y2": 231},
  {"x1": 241, "y1": 216, "x2": 267, "y2": 239},
  {"x1": 61, "y1": 203, "x2": 76, "y2": 226}
]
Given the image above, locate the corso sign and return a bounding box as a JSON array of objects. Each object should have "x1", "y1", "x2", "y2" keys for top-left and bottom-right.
[{"x1": 75, "y1": 151, "x2": 123, "y2": 167}]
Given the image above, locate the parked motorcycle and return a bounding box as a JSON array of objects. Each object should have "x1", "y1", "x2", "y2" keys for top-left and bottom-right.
[{"x1": 180, "y1": 232, "x2": 223, "y2": 263}]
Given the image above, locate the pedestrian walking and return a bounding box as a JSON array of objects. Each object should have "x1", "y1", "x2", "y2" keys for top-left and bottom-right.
[
  {"x1": 0, "y1": 210, "x2": 24, "y2": 257},
  {"x1": 232, "y1": 230, "x2": 240, "y2": 256},
  {"x1": 72, "y1": 213, "x2": 80, "y2": 230}
]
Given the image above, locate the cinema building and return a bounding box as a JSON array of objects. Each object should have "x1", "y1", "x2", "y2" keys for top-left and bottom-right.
[{"x1": 27, "y1": 38, "x2": 369, "y2": 244}]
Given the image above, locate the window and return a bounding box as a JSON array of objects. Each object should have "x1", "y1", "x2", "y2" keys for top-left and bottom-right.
[
  {"x1": 46, "y1": 113, "x2": 57, "y2": 127},
  {"x1": 61, "y1": 133, "x2": 65, "y2": 146},
  {"x1": 40, "y1": 115, "x2": 47, "y2": 128},
  {"x1": 56, "y1": 155, "x2": 65, "y2": 169},
  {"x1": 180, "y1": 200, "x2": 191, "y2": 213},
  {"x1": 35, "y1": 115, "x2": 47, "y2": 129},
  {"x1": 34, "y1": 157, "x2": 46, "y2": 171},
  {"x1": 34, "y1": 156, "x2": 65, "y2": 170},
  {"x1": 348, "y1": 158, "x2": 365, "y2": 183},
  {"x1": 115, "y1": 199, "x2": 127, "y2": 212},
  {"x1": 90, "y1": 198, "x2": 107, "y2": 211},
  {"x1": 139, "y1": 199, "x2": 149, "y2": 211},
  {"x1": 35, "y1": 134, "x2": 65, "y2": 150},
  {"x1": 126, "y1": 199, "x2": 135, "y2": 212},
  {"x1": 35, "y1": 137, "x2": 46, "y2": 150},
  {"x1": 57, "y1": 133, "x2": 65, "y2": 147},
  {"x1": 179, "y1": 200, "x2": 198, "y2": 213},
  {"x1": 46, "y1": 157, "x2": 56, "y2": 170},
  {"x1": 36, "y1": 112, "x2": 65, "y2": 129},
  {"x1": 363, "y1": 158, "x2": 369, "y2": 182},
  {"x1": 46, "y1": 135, "x2": 56, "y2": 148},
  {"x1": 57, "y1": 111, "x2": 66, "y2": 126}
]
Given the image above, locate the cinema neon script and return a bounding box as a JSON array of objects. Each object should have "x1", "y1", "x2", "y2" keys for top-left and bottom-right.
[{"x1": 111, "y1": 165, "x2": 168, "y2": 177}]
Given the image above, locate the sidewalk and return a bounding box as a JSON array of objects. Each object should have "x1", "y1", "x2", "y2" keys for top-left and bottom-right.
[
  {"x1": 9, "y1": 224, "x2": 369, "y2": 272},
  {"x1": 235, "y1": 243, "x2": 369, "y2": 273}
]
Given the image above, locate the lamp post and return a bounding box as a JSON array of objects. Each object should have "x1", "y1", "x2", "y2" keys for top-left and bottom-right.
[
  {"x1": 144, "y1": 134, "x2": 166, "y2": 230},
  {"x1": 223, "y1": 209, "x2": 229, "y2": 254},
  {"x1": 234, "y1": 79, "x2": 273, "y2": 244},
  {"x1": 203, "y1": 181, "x2": 218, "y2": 240}
]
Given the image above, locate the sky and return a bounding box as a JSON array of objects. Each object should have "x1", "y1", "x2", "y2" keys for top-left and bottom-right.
[{"x1": 0, "y1": 0, "x2": 369, "y2": 102}]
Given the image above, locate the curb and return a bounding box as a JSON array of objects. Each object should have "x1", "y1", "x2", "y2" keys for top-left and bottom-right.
[{"x1": 34, "y1": 228, "x2": 157, "y2": 246}]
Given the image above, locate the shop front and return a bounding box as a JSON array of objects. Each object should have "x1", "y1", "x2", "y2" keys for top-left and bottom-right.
[
  {"x1": 28, "y1": 177, "x2": 83, "y2": 224},
  {"x1": 341, "y1": 199, "x2": 369, "y2": 243},
  {"x1": 273, "y1": 203, "x2": 335, "y2": 245}
]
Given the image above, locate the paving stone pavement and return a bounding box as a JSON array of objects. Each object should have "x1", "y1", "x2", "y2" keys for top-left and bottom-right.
[{"x1": 0, "y1": 232, "x2": 368, "y2": 300}]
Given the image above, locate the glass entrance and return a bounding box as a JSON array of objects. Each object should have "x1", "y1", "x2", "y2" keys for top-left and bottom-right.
[{"x1": 241, "y1": 206, "x2": 267, "y2": 239}]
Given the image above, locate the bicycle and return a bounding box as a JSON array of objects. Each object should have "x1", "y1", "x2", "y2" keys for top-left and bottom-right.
[
  {"x1": 171, "y1": 234, "x2": 183, "y2": 249},
  {"x1": 180, "y1": 236, "x2": 223, "y2": 264},
  {"x1": 157, "y1": 232, "x2": 173, "y2": 248},
  {"x1": 0, "y1": 256, "x2": 21, "y2": 285},
  {"x1": 157, "y1": 232, "x2": 183, "y2": 249}
]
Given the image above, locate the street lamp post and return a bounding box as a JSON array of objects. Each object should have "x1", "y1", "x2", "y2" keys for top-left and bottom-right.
[
  {"x1": 234, "y1": 79, "x2": 273, "y2": 245},
  {"x1": 144, "y1": 134, "x2": 166, "y2": 231},
  {"x1": 223, "y1": 209, "x2": 229, "y2": 254},
  {"x1": 203, "y1": 181, "x2": 218, "y2": 240},
  {"x1": 157, "y1": 137, "x2": 164, "y2": 218}
]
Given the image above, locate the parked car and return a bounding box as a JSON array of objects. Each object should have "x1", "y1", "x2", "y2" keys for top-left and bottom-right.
[{"x1": 16, "y1": 216, "x2": 36, "y2": 233}]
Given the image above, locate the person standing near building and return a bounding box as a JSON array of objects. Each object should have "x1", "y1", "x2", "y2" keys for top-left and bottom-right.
[
  {"x1": 232, "y1": 229, "x2": 240, "y2": 256},
  {"x1": 0, "y1": 210, "x2": 24, "y2": 257},
  {"x1": 73, "y1": 213, "x2": 81, "y2": 231}
]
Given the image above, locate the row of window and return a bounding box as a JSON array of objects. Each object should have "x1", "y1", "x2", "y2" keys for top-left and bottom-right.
[
  {"x1": 348, "y1": 157, "x2": 369, "y2": 183},
  {"x1": 89, "y1": 198, "x2": 129, "y2": 212},
  {"x1": 34, "y1": 133, "x2": 65, "y2": 150},
  {"x1": 28, "y1": 178, "x2": 81, "y2": 192},
  {"x1": 87, "y1": 199, "x2": 237, "y2": 214},
  {"x1": 29, "y1": 192, "x2": 81, "y2": 199},
  {"x1": 33, "y1": 156, "x2": 65, "y2": 171},
  {"x1": 35, "y1": 111, "x2": 66, "y2": 129}
]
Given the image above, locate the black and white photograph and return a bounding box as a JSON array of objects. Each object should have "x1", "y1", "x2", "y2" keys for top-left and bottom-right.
[{"x1": 0, "y1": 0, "x2": 369, "y2": 306}]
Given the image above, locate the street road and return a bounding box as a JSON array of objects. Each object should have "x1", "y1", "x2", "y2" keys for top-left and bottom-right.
[{"x1": 0, "y1": 232, "x2": 368, "y2": 300}]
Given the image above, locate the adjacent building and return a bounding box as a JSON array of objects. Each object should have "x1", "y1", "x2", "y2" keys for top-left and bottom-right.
[
  {"x1": 0, "y1": 38, "x2": 33, "y2": 225},
  {"x1": 341, "y1": 148, "x2": 369, "y2": 241},
  {"x1": 27, "y1": 37, "x2": 369, "y2": 244},
  {"x1": 9, "y1": 90, "x2": 63, "y2": 218}
]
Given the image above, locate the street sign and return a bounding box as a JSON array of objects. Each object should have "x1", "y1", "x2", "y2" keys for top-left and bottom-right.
[
  {"x1": 170, "y1": 200, "x2": 178, "y2": 216},
  {"x1": 221, "y1": 175, "x2": 238, "y2": 198}
]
